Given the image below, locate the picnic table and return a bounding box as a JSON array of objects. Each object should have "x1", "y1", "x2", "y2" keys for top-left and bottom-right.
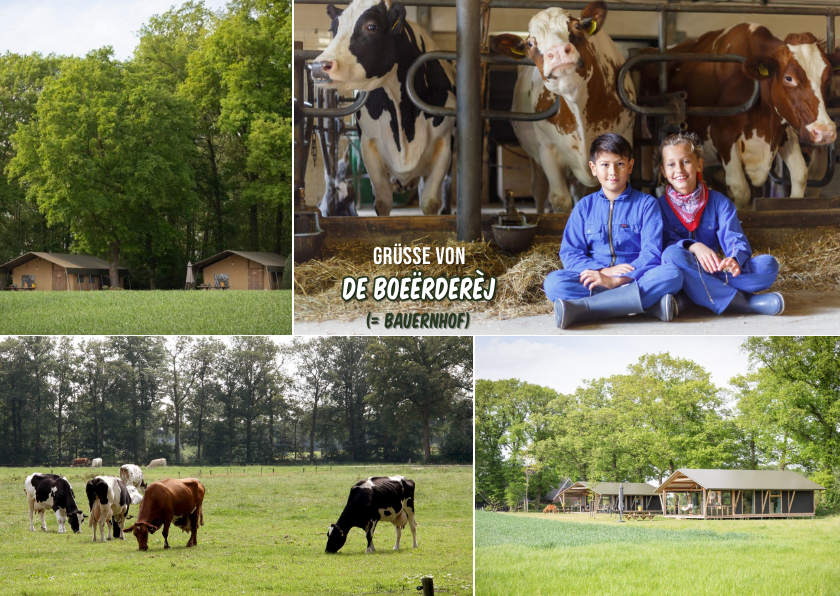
[
  {"x1": 624, "y1": 512, "x2": 656, "y2": 521},
  {"x1": 4, "y1": 286, "x2": 35, "y2": 291}
]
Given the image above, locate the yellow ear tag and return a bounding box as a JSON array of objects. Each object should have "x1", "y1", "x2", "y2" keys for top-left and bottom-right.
[
  {"x1": 391, "y1": 20, "x2": 401, "y2": 32},
  {"x1": 511, "y1": 46, "x2": 525, "y2": 56},
  {"x1": 758, "y1": 65, "x2": 769, "y2": 77},
  {"x1": 588, "y1": 21, "x2": 597, "y2": 35}
]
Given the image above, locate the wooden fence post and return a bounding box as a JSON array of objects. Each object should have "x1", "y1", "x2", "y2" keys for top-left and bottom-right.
[{"x1": 421, "y1": 577, "x2": 434, "y2": 596}]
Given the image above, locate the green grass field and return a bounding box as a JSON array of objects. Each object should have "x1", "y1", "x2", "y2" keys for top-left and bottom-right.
[
  {"x1": 476, "y1": 510, "x2": 840, "y2": 596},
  {"x1": 0, "y1": 290, "x2": 292, "y2": 334},
  {"x1": 0, "y1": 465, "x2": 472, "y2": 596}
]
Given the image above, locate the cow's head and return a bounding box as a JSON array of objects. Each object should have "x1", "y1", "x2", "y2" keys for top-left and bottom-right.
[
  {"x1": 65, "y1": 508, "x2": 86, "y2": 533},
  {"x1": 325, "y1": 523, "x2": 347, "y2": 553},
  {"x1": 743, "y1": 33, "x2": 840, "y2": 145},
  {"x1": 491, "y1": 2, "x2": 607, "y2": 96},
  {"x1": 126, "y1": 521, "x2": 158, "y2": 551},
  {"x1": 311, "y1": 0, "x2": 407, "y2": 91}
]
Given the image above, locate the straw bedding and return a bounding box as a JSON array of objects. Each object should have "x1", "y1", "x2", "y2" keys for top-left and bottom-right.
[{"x1": 294, "y1": 228, "x2": 840, "y2": 321}]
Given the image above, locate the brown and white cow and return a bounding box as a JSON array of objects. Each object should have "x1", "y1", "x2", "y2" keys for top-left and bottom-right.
[
  {"x1": 645, "y1": 24, "x2": 840, "y2": 207},
  {"x1": 126, "y1": 478, "x2": 205, "y2": 551},
  {"x1": 492, "y1": 2, "x2": 635, "y2": 212},
  {"x1": 71, "y1": 458, "x2": 88, "y2": 467}
]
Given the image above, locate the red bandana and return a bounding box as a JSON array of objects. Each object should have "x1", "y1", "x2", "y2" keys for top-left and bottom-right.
[{"x1": 666, "y1": 173, "x2": 708, "y2": 232}]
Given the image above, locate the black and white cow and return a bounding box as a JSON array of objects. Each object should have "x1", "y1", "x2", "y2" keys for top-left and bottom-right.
[
  {"x1": 326, "y1": 476, "x2": 417, "y2": 554},
  {"x1": 86, "y1": 476, "x2": 131, "y2": 542},
  {"x1": 24, "y1": 473, "x2": 85, "y2": 534},
  {"x1": 311, "y1": 0, "x2": 456, "y2": 216}
]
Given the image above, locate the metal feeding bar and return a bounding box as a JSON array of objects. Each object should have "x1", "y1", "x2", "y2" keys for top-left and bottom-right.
[
  {"x1": 297, "y1": 92, "x2": 369, "y2": 119},
  {"x1": 405, "y1": 51, "x2": 561, "y2": 121},
  {"x1": 617, "y1": 53, "x2": 760, "y2": 118}
]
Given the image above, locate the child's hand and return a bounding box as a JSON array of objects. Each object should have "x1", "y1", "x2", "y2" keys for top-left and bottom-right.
[
  {"x1": 580, "y1": 270, "x2": 630, "y2": 291},
  {"x1": 688, "y1": 242, "x2": 721, "y2": 273},
  {"x1": 718, "y1": 257, "x2": 741, "y2": 276},
  {"x1": 601, "y1": 264, "x2": 635, "y2": 276}
]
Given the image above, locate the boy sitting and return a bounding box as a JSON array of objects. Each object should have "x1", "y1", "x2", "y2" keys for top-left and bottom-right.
[{"x1": 544, "y1": 133, "x2": 683, "y2": 328}]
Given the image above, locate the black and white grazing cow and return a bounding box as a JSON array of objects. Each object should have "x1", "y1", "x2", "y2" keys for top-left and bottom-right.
[
  {"x1": 24, "y1": 473, "x2": 85, "y2": 534},
  {"x1": 311, "y1": 0, "x2": 456, "y2": 216},
  {"x1": 326, "y1": 476, "x2": 417, "y2": 554},
  {"x1": 86, "y1": 476, "x2": 131, "y2": 542}
]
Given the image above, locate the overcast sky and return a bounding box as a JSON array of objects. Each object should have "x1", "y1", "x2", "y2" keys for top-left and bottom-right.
[
  {"x1": 0, "y1": 0, "x2": 229, "y2": 60},
  {"x1": 475, "y1": 336, "x2": 755, "y2": 395}
]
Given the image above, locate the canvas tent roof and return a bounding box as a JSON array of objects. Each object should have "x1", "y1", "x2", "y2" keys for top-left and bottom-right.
[
  {"x1": 589, "y1": 482, "x2": 658, "y2": 496},
  {"x1": 193, "y1": 250, "x2": 287, "y2": 272},
  {"x1": 543, "y1": 478, "x2": 573, "y2": 502},
  {"x1": 656, "y1": 469, "x2": 826, "y2": 493},
  {"x1": 0, "y1": 252, "x2": 127, "y2": 275},
  {"x1": 559, "y1": 481, "x2": 592, "y2": 496}
]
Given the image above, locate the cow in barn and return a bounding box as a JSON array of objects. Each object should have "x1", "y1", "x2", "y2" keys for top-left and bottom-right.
[
  {"x1": 24, "y1": 473, "x2": 86, "y2": 534},
  {"x1": 125, "y1": 478, "x2": 205, "y2": 551},
  {"x1": 642, "y1": 24, "x2": 840, "y2": 207},
  {"x1": 86, "y1": 476, "x2": 131, "y2": 542},
  {"x1": 326, "y1": 476, "x2": 417, "y2": 554},
  {"x1": 147, "y1": 458, "x2": 167, "y2": 469},
  {"x1": 71, "y1": 457, "x2": 88, "y2": 467},
  {"x1": 310, "y1": 0, "x2": 456, "y2": 216},
  {"x1": 120, "y1": 464, "x2": 147, "y2": 491},
  {"x1": 492, "y1": 2, "x2": 636, "y2": 213},
  {"x1": 91, "y1": 458, "x2": 102, "y2": 468}
]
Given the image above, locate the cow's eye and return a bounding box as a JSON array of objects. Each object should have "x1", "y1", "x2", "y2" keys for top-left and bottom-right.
[
  {"x1": 784, "y1": 75, "x2": 794, "y2": 84},
  {"x1": 367, "y1": 23, "x2": 378, "y2": 32},
  {"x1": 527, "y1": 40, "x2": 533, "y2": 47}
]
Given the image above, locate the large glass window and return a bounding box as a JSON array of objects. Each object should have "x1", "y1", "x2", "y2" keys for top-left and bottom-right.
[
  {"x1": 743, "y1": 490, "x2": 753, "y2": 514},
  {"x1": 770, "y1": 491, "x2": 782, "y2": 514}
]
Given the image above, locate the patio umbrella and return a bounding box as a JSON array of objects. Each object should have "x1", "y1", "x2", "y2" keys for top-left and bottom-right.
[
  {"x1": 618, "y1": 482, "x2": 625, "y2": 523},
  {"x1": 185, "y1": 261, "x2": 195, "y2": 290}
]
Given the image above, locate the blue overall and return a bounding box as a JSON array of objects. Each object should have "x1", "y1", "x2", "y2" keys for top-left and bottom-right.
[
  {"x1": 658, "y1": 189, "x2": 779, "y2": 314},
  {"x1": 544, "y1": 185, "x2": 682, "y2": 309}
]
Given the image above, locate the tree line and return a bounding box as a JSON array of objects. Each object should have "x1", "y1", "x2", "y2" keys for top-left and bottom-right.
[
  {"x1": 476, "y1": 336, "x2": 840, "y2": 510},
  {"x1": 0, "y1": 0, "x2": 291, "y2": 289},
  {"x1": 0, "y1": 335, "x2": 473, "y2": 466}
]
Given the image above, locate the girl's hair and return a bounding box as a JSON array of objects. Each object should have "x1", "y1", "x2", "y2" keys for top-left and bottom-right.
[{"x1": 659, "y1": 131, "x2": 704, "y2": 162}]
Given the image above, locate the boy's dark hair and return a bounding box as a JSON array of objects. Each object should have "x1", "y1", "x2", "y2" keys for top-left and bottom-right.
[{"x1": 589, "y1": 133, "x2": 632, "y2": 162}]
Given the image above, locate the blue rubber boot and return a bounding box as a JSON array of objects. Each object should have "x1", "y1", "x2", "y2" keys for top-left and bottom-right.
[
  {"x1": 554, "y1": 282, "x2": 644, "y2": 329},
  {"x1": 725, "y1": 291, "x2": 785, "y2": 316},
  {"x1": 644, "y1": 294, "x2": 678, "y2": 322}
]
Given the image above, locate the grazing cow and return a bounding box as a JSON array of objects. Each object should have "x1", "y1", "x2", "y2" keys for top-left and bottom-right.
[
  {"x1": 126, "y1": 485, "x2": 144, "y2": 505},
  {"x1": 125, "y1": 478, "x2": 205, "y2": 551},
  {"x1": 120, "y1": 464, "x2": 147, "y2": 491},
  {"x1": 643, "y1": 24, "x2": 840, "y2": 207},
  {"x1": 311, "y1": 0, "x2": 456, "y2": 216},
  {"x1": 492, "y1": 2, "x2": 635, "y2": 212},
  {"x1": 86, "y1": 476, "x2": 131, "y2": 542},
  {"x1": 24, "y1": 473, "x2": 85, "y2": 534},
  {"x1": 543, "y1": 504, "x2": 557, "y2": 513},
  {"x1": 91, "y1": 458, "x2": 103, "y2": 468},
  {"x1": 146, "y1": 458, "x2": 167, "y2": 469},
  {"x1": 71, "y1": 458, "x2": 88, "y2": 467},
  {"x1": 326, "y1": 476, "x2": 417, "y2": 554}
]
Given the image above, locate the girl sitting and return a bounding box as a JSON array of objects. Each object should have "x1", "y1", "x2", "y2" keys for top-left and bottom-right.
[{"x1": 657, "y1": 132, "x2": 783, "y2": 316}]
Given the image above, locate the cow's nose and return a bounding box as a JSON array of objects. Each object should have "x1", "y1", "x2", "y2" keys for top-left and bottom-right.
[
  {"x1": 310, "y1": 60, "x2": 336, "y2": 83},
  {"x1": 810, "y1": 125, "x2": 837, "y2": 145},
  {"x1": 544, "y1": 44, "x2": 575, "y2": 70}
]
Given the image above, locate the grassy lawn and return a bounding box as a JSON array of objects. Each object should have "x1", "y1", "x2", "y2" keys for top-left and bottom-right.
[
  {"x1": 0, "y1": 290, "x2": 292, "y2": 334},
  {"x1": 476, "y1": 509, "x2": 840, "y2": 596},
  {"x1": 0, "y1": 465, "x2": 472, "y2": 596}
]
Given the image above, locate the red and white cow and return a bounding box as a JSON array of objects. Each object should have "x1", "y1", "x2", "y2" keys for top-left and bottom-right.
[
  {"x1": 492, "y1": 2, "x2": 635, "y2": 212},
  {"x1": 647, "y1": 24, "x2": 840, "y2": 207},
  {"x1": 311, "y1": 0, "x2": 456, "y2": 216},
  {"x1": 71, "y1": 458, "x2": 88, "y2": 467}
]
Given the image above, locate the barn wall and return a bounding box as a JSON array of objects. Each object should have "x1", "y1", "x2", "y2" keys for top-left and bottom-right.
[
  {"x1": 790, "y1": 491, "x2": 815, "y2": 514},
  {"x1": 11, "y1": 258, "x2": 55, "y2": 291}
]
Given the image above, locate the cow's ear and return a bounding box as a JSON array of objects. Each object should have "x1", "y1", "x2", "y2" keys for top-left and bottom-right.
[
  {"x1": 388, "y1": 2, "x2": 406, "y2": 36},
  {"x1": 743, "y1": 56, "x2": 778, "y2": 80},
  {"x1": 125, "y1": 524, "x2": 135, "y2": 532},
  {"x1": 580, "y1": 1, "x2": 607, "y2": 36},
  {"x1": 491, "y1": 34, "x2": 528, "y2": 60},
  {"x1": 326, "y1": 4, "x2": 343, "y2": 20},
  {"x1": 828, "y1": 51, "x2": 840, "y2": 71}
]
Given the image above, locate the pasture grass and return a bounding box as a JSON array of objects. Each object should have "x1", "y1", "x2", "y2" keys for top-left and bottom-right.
[
  {"x1": 0, "y1": 465, "x2": 472, "y2": 595},
  {"x1": 475, "y1": 510, "x2": 840, "y2": 596},
  {"x1": 0, "y1": 290, "x2": 292, "y2": 335}
]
